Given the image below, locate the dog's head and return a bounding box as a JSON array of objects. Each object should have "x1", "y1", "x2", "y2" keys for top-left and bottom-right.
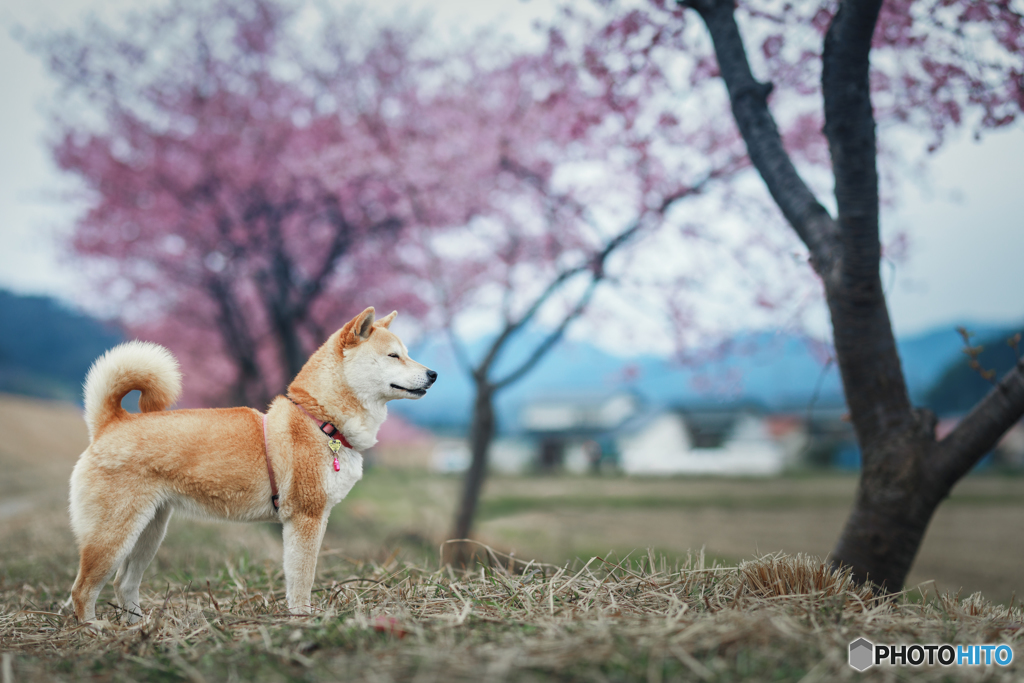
[{"x1": 338, "y1": 307, "x2": 437, "y2": 402}]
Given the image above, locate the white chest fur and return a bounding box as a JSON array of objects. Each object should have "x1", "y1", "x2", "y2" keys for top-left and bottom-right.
[
  {"x1": 324, "y1": 448, "x2": 363, "y2": 506},
  {"x1": 339, "y1": 404, "x2": 387, "y2": 452}
]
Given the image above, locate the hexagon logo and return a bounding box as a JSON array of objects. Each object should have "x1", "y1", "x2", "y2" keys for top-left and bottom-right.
[{"x1": 849, "y1": 638, "x2": 874, "y2": 671}]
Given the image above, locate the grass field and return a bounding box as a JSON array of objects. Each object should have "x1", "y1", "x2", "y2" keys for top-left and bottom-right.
[{"x1": 1, "y1": 393, "x2": 1022, "y2": 681}]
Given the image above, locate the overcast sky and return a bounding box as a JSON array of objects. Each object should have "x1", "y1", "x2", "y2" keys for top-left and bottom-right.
[{"x1": 2, "y1": 0, "x2": 1022, "y2": 345}]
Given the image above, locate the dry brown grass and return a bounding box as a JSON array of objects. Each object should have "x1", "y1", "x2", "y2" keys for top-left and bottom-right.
[{"x1": 1, "y1": 542, "x2": 1022, "y2": 682}]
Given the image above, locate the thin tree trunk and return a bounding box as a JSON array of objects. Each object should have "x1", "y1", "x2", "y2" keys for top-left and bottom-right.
[
  {"x1": 442, "y1": 208, "x2": 661, "y2": 557},
  {"x1": 448, "y1": 381, "x2": 495, "y2": 564}
]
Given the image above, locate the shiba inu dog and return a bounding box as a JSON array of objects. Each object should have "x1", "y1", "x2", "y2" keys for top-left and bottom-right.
[{"x1": 68, "y1": 307, "x2": 435, "y2": 624}]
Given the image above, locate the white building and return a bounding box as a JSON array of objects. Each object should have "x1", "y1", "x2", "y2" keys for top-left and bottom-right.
[
  {"x1": 521, "y1": 393, "x2": 640, "y2": 472},
  {"x1": 617, "y1": 409, "x2": 790, "y2": 476}
]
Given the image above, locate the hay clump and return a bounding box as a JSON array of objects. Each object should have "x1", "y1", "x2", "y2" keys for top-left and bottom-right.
[{"x1": 737, "y1": 551, "x2": 876, "y2": 606}]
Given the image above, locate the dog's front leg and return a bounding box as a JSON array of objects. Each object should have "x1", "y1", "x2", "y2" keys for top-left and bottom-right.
[{"x1": 281, "y1": 512, "x2": 329, "y2": 614}]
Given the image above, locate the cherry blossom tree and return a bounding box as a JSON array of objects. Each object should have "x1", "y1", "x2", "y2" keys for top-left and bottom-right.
[
  {"x1": 40, "y1": 0, "x2": 480, "y2": 406},
  {"x1": 395, "y1": 6, "x2": 813, "y2": 550},
  {"x1": 669, "y1": 0, "x2": 1024, "y2": 590}
]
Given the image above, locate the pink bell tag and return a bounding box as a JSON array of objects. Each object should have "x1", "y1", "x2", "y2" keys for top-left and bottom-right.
[{"x1": 328, "y1": 439, "x2": 343, "y2": 472}]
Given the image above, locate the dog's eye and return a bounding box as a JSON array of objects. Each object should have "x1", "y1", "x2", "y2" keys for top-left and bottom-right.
[{"x1": 388, "y1": 353, "x2": 400, "y2": 359}]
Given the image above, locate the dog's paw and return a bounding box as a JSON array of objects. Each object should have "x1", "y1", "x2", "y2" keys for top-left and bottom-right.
[{"x1": 80, "y1": 618, "x2": 116, "y2": 633}]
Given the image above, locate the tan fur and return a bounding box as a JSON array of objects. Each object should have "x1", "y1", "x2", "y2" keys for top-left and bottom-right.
[{"x1": 69, "y1": 308, "x2": 435, "y2": 624}]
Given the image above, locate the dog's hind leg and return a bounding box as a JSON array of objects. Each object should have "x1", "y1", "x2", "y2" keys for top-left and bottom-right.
[
  {"x1": 72, "y1": 544, "x2": 128, "y2": 624},
  {"x1": 71, "y1": 504, "x2": 162, "y2": 624},
  {"x1": 113, "y1": 504, "x2": 172, "y2": 624}
]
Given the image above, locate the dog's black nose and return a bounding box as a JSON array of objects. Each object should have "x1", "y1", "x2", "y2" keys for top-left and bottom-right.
[{"x1": 426, "y1": 369, "x2": 438, "y2": 384}]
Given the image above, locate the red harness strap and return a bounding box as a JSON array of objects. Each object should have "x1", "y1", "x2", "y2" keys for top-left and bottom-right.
[
  {"x1": 262, "y1": 412, "x2": 280, "y2": 511},
  {"x1": 262, "y1": 401, "x2": 353, "y2": 512}
]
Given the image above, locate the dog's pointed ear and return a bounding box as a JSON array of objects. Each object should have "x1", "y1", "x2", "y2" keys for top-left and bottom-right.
[
  {"x1": 354, "y1": 307, "x2": 376, "y2": 340},
  {"x1": 376, "y1": 311, "x2": 397, "y2": 329},
  {"x1": 340, "y1": 307, "x2": 376, "y2": 349}
]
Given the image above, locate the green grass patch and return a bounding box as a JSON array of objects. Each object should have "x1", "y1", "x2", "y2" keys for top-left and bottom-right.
[{"x1": 476, "y1": 493, "x2": 850, "y2": 520}]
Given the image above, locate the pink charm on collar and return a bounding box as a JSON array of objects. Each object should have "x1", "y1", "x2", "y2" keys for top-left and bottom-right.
[{"x1": 333, "y1": 456, "x2": 340, "y2": 472}]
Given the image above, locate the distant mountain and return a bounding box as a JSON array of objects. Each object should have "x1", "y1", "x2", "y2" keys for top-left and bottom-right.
[
  {"x1": 0, "y1": 290, "x2": 123, "y2": 403},
  {"x1": 392, "y1": 322, "x2": 1021, "y2": 434},
  {"x1": 0, "y1": 287, "x2": 1014, "y2": 425}
]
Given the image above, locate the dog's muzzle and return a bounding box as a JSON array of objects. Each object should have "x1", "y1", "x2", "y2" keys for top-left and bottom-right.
[{"x1": 391, "y1": 369, "x2": 436, "y2": 397}]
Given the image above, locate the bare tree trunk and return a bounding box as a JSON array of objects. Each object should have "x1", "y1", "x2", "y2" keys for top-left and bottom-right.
[
  {"x1": 833, "y1": 361, "x2": 1024, "y2": 587},
  {"x1": 267, "y1": 245, "x2": 308, "y2": 379},
  {"x1": 816, "y1": 0, "x2": 940, "y2": 586},
  {"x1": 448, "y1": 380, "x2": 495, "y2": 564},
  {"x1": 831, "y1": 446, "x2": 945, "y2": 589},
  {"x1": 206, "y1": 275, "x2": 269, "y2": 407},
  {"x1": 256, "y1": 213, "x2": 310, "y2": 382},
  {"x1": 685, "y1": 0, "x2": 1024, "y2": 590}
]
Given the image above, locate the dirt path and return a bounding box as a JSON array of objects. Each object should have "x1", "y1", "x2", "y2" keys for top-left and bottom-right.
[
  {"x1": 0, "y1": 394, "x2": 85, "y2": 491},
  {"x1": 0, "y1": 394, "x2": 86, "y2": 527}
]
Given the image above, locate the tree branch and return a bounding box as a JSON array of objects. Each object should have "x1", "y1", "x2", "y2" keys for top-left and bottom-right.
[
  {"x1": 293, "y1": 197, "x2": 401, "y2": 324},
  {"x1": 477, "y1": 165, "x2": 722, "y2": 383},
  {"x1": 935, "y1": 359, "x2": 1024, "y2": 488},
  {"x1": 424, "y1": 250, "x2": 475, "y2": 377},
  {"x1": 294, "y1": 195, "x2": 354, "y2": 315},
  {"x1": 474, "y1": 263, "x2": 591, "y2": 378},
  {"x1": 490, "y1": 176, "x2": 714, "y2": 389},
  {"x1": 681, "y1": 0, "x2": 841, "y2": 283},
  {"x1": 445, "y1": 325, "x2": 476, "y2": 378},
  {"x1": 493, "y1": 276, "x2": 600, "y2": 390}
]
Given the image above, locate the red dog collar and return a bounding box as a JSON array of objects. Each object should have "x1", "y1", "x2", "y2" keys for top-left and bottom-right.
[{"x1": 289, "y1": 398, "x2": 354, "y2": 450}]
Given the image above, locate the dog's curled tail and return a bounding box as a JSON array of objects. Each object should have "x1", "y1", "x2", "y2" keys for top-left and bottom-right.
[{"x1": 83, "y1": 341, "x2": 182, "y2": 440}]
